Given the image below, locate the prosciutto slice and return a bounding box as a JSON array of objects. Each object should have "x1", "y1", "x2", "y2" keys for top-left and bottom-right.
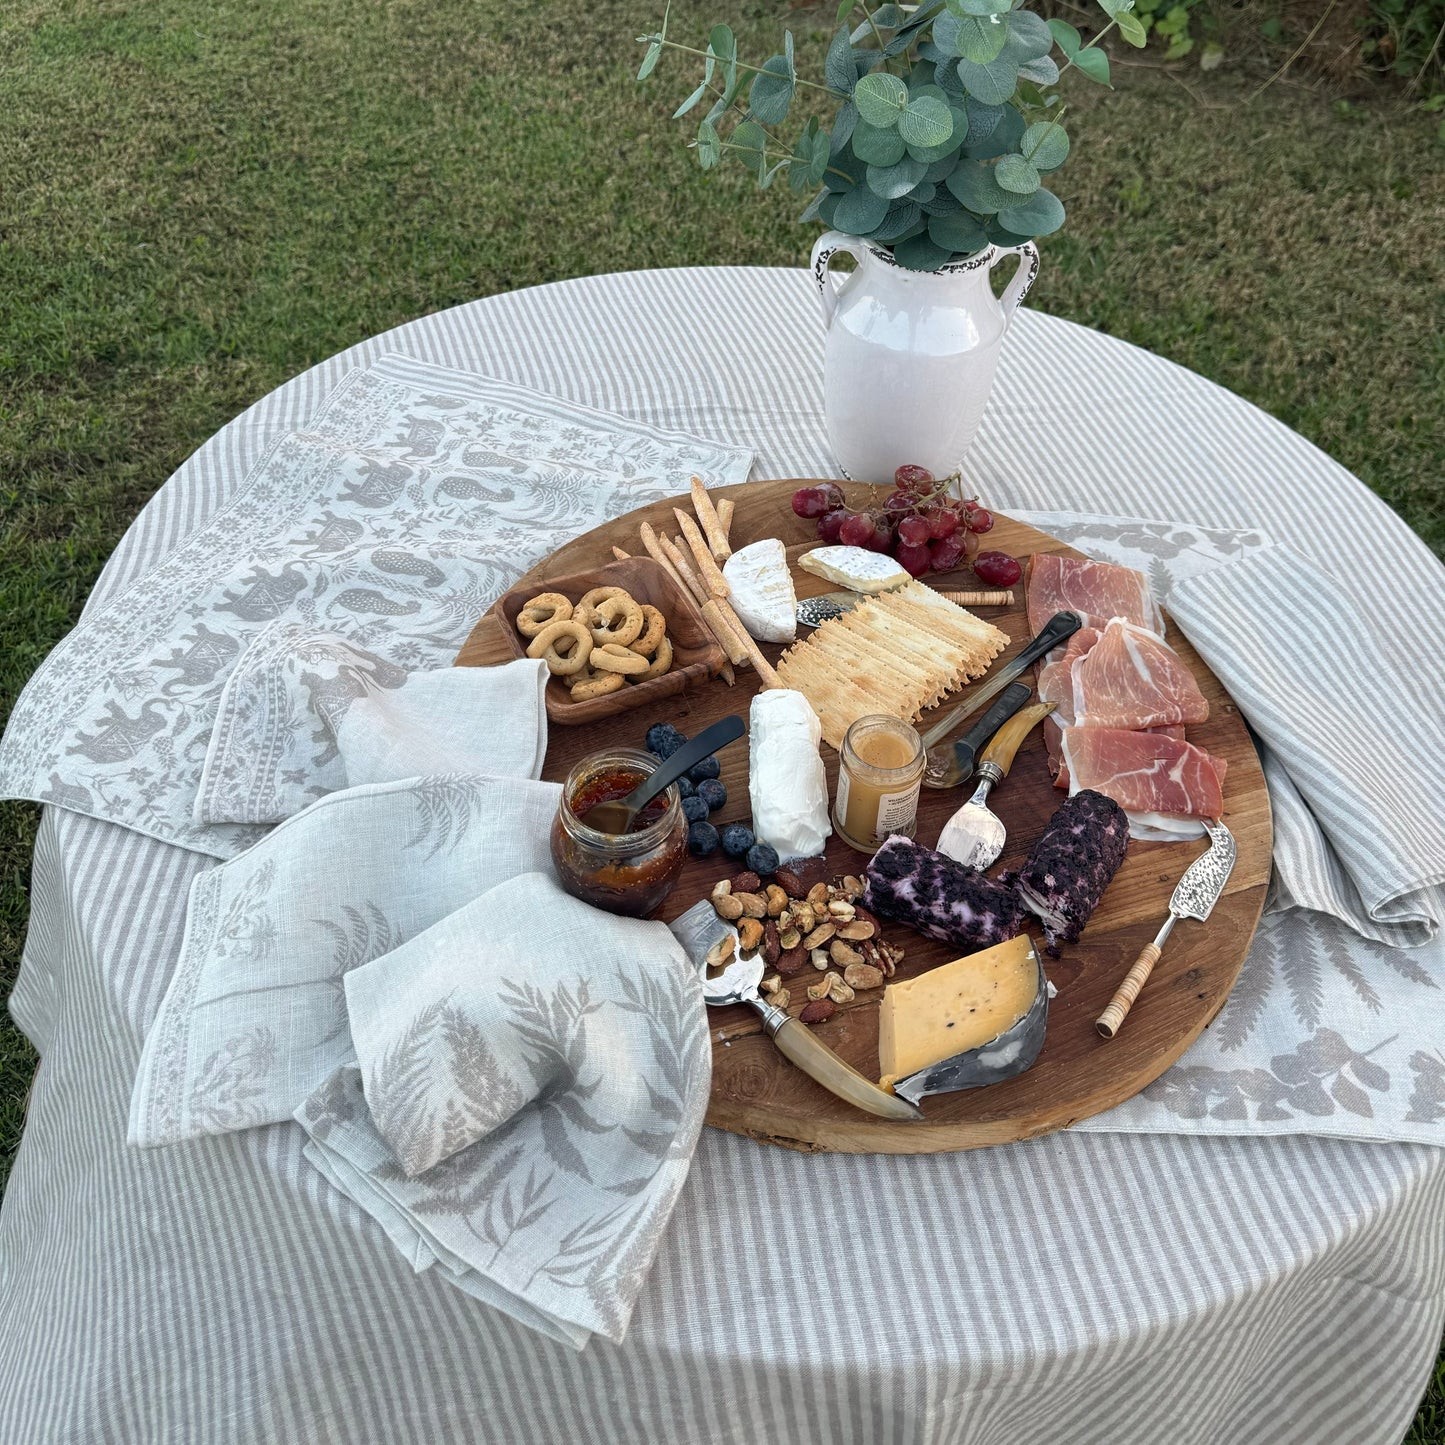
[
  {"x1": 1072, "y1": 619, "x2": 1210, "y2": 730},
  {"x1": 1025, "y1": 554, "x2": 1163, "y2": 639},
  {"x1": 1062, "y1": 727, "x2": 1227, "y2": 821},
  {"x1": 1036, "y1": 625, "x2": 1100, "y2": 724}
]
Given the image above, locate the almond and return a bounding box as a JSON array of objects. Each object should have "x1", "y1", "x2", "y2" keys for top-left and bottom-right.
[
  {"x1": 799, "y1": 999, "x2": 836, "y2": 1024},
  {"x1": 735, "y1": 891, "x2": 768, "y2": 919},
  {"x1": 843, "y1": 963, "x2": 884, "y2": 991},
  {"x1": 775, "y1": 945, "x2": 808, "y2": 977},
  {"x1": 762, "y1": 921, "x2": 781, "y2": 965},
  {"x1": 731, "y1": 871, "x2": 762, "y2": 895},
  {"x1": 713, "y1": 893, "x2": 744, "y2": 921},
  {"x1": 773, "y1": 867, "x2": 806, "y2": 899}
]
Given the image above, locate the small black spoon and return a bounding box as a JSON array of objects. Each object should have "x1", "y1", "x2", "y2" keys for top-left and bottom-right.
[{"x1": 577, "y1": 715, "x2": 746, "y2": 834}]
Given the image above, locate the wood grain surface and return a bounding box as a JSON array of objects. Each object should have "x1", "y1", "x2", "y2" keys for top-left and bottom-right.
[{"x1": 457, "y1": 479, "x2": 1273, "y2": 1154}]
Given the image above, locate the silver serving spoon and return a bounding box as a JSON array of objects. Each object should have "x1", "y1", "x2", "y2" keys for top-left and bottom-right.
[
  {"x1": 934, "y1": 701, "x2": 1057, "y2": 869},
  {"x1": 577, "y1": 715, "x2": 744, "y2": 834}
]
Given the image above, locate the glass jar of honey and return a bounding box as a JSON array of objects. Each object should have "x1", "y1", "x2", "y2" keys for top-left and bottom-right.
[
  {"x1": 832, "y1": 715, "x2": 925, "y2": 854},
  {"x1": 550, "y1": 747, "x2": 688, "y2": 918}
]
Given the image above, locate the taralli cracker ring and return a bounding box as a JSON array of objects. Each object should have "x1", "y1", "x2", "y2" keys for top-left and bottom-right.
[
  {"x1": 590, "y1": 642, "x2": 650, "y2": 676},
  {"x1": 576, "y1": 585, "x2": 630, "y2": 621},
  {"x1": 516, "y1": 592, "x2": 573, "y2": 637},
  {"x1": 630, "y1": 633, "x2": 673, "y2": 681},
  {"x1": 526, "y1": 619, "x2": 593, "y2": 676},
  {"x1": 570, "y1": 670, "x2": 625, "y2": 702},
  {"x1": 631, "y1": 604, "x2": 667, "y2": 657},
  {"x1": 587, "y1": 594, "x2": 644, "y2": 649}
]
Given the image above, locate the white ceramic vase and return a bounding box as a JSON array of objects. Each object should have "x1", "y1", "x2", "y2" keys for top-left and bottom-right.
[{"x1": 809, "y1": 230, "x2": 1040, "y2": 484}]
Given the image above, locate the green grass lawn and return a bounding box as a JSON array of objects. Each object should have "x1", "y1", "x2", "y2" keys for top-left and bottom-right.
[{"x1": 1, "y1": 0, "x2": 1442, "y2": 1433}]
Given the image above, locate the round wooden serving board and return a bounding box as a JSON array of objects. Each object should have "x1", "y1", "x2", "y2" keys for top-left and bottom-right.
[{"x1": 456, "y1": 480, "x2": 1272, "y2": 1154}]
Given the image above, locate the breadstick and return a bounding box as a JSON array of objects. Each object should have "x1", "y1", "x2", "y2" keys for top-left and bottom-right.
[
  {"x1": 715, "y1": 599, "x2": 784, "y2": 689},
  {"x1": 716, "y1": 497, "x2": 734, "y2": 544},
  {"x1": 611, "y1": 545, "x2": 631, "y2": 562},
  {"x1": 643, "y1": 523, "x2": 741, "y2": 679},
  {"x1": 690, "y1": 477, "x2": 731, "y2": 564},
  {"x1": 702, "y1": 600, "x2": 749, "y2": 667},
  {"x1": 673, "y1": 508, "x2": 729, "y2": 598},
  {"x1": 936, "y1": 589, "x2": 1014, "y2": 607}
]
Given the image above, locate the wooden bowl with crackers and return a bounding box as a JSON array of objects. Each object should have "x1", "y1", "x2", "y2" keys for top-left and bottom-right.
[{"x1": 494, "y1": 557, "x2": 728, "y2": 724}]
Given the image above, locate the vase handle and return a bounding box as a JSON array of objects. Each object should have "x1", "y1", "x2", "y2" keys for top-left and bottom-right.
[
  {"x1": 810, "y1": 230, "x2": 869, "y2": 331},
  {"x1": 990, "y1": 241, "x2": 1041, "y2": 322}
]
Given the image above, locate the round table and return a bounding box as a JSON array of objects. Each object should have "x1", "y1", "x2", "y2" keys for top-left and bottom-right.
[{"x1": 4, "y1": 268, "x2": 1443, "y2": 1444}]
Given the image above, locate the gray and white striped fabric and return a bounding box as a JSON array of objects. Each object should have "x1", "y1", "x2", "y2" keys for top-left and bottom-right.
[{"x1": 4, "y1": 269, "x2": 1444, "y2": 1442}]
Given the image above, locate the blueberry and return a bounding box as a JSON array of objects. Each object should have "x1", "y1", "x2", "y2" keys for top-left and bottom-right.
[
  {"x1": 688, "y1": 755, "x2": 721, "y2": 783},
  {"x1": 676, "y1": 776, "x2": 695, "y2": 799},
  {"x1": 687, "y1": 821, "x2": 720, "y2": 857},
  {"x1": 682, "y1": 795, "x2": 710, "y2": 823},
  {"x1": 720, "y1": 823, "x2": 755, "y2": 859},
  {"x1": 696, "y1": 778, "x2": 727, "y2": 813},
  {"x1": 645, "y1": 723, "x2": 687, "y2": 760},
  {"x1": 745, "y1": 842, "x2": 779, "y2": 877}
]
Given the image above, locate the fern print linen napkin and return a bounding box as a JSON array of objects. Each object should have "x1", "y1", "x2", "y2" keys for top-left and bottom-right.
[{"x1": 298, "y1": 875, "x2": 709, "y2": 1349}]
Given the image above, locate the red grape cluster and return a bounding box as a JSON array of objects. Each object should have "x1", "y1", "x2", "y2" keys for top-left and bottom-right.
[{"x1": 790, "y1": 467, "x2": 1022, "y2": 586}]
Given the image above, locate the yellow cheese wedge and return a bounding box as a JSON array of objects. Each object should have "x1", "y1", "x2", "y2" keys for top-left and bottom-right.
[{"x1": 878, "y1": 935, "x2": 1042, "y2": 1088}]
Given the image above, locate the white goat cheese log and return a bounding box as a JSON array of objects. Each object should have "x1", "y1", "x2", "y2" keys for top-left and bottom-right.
[{"x1": 748, "y1": 689, "x2": 831, "y2": 861}]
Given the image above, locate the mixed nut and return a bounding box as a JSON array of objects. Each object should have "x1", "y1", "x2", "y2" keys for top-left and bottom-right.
[{"x1": 709, "y1": 867, "x2": 905, "y2": 1025}]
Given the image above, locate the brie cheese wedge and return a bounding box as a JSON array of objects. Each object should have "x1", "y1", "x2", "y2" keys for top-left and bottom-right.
[
  {"x1": 748, "y1": 690, "x2": 831, "y2": 862},
  {"x1": 722, "y1": 538, "x2": 797, "y2": 645},
  {"x1": 797, "y1": 545, "x2": 910, "y2": 594}
]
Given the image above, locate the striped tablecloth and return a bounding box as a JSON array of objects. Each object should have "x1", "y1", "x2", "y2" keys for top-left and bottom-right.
[{"x1": 3, "y1": 268, "x2": 1443, "y2": 1443}]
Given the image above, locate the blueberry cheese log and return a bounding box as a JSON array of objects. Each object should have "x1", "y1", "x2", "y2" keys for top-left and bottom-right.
[
  {"x1": 1012, "y1": 789, "x2": 1130, "y2": 957},
  {"x1": 863, "y1": 836, "x2": 1027, "y2": 954}
]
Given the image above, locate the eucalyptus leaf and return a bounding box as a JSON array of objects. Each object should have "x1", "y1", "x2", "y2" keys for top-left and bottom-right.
[
  {"x1": 923, "y1": 153, "x2": 963, "y2": 184},
  {"x1": 998, "y1": 185, "x2": 1065, "y2": 234},
  {"x1": 952, "y1": 52, "x2": 1019, "y2": 106},
  {"x1": 995, "y1": 153, "x2": 1040, "y2": 193},
  {"x1": 919, "y1": 186, "x2": 962, "y2": 214},
  {"x1": 1116, "y1": 10, "x2": 1148, "y2": 46},
  {"x1": 824, "y1": 143, "x2": 867, "y2": 191},
  {"x1": 893, "y1": 233, "x2": 955, "y2": 271},
  {"x1": 759, "y1": 157, "x2": 789, "y2": 190},
  {"x1": 1002, "y1": 9, "x2": 1055, "y2": 62},
  {"x1": 830, "y1": 99, "x2": 858, "y2": 154},
  {"x1": 825, "y1": 26, "x2": 857, "y2": 92},
  {"x1": 697, "y1": 118, "x2": 721, "y2": 169},
  {"x1": 809, "y1": 130, "x2": 831, "y2": 184},
  {"x1": 962, "y1": 103, "x2": 1024, "y2": 158},
  {"x1": 927, "y1": 210, "x2": 990, "y2": 254},
  {"x1": 910, "y1": 59, "x2": 938, "y2": 88},
  {"x1": 1047, "y1": 18, "x2": 1082, "y2": 56},
  {"x1": 637, "y1": 39, "x2": 662, "y2": 80},
  {"x1": 749, "y1": 55, "x2": 796, "y2": 126},
  {"x1": 674, "y1": 80, "x2": 707, "y2": 119},
  {"x1": 834, "y1": 182, "x2": 891, "y2": 233},
  {"x1": 731, "y1": 119, "x2": 767, "y2": 176},
  {"x1": 836, "y1": 0, "x2": 857, "y2": 22},
  {"x1": 1021, "y1": 119, "x2": 1069, "y2": 169},
  {"x1": 800, "y1": 188, "x2": 830, "y2": 223},
  {"x1": 853, "y1": 72, "x2": 908, "y2": 128},
  {"x1": 1018, "y1": 54, "x2": 1061, "y2": 85},
  {"x1": 898, "y1": 96, "x2": 953, "y2": 148},
  {"x1": 867, "y1": 156, "x2": 927, "y2": 200},
  {"x1": 934, "y1": 11, "x2": 1009, "y2": 63},
  {"x1": 1072, "y1": 45, "x2": 1111, "y2": 84},
  {"x1": 946, "y1": 159, "x2": 1017, "y2": 214},
  {"x1": 871, "y1": 200, "x2": 923, "y2": 242},
  {"x1": 986, "y1": 218, "x2": 1037, "y2": 247},
  {"x1": 963, "y1": 97, "x2": 1004, "y2": 142},
  {"x1": 817, "y1": 189, "x2": 842, "y2": 225},
  {"x1": 1096, "y1": 0, "x2": 1133, "y2": 16},
  {"x1": 872, "y1": 3, "x2": 909, "y2": 25},
  {"x1": 906, "y1": 112, "x2": 968, "y2": 164},
  {"x1": 911, "y1": 180, "x2": 938, "y2": 204},
  {"x1": 852, "y1": 120, "x2": 909, "y2": 166},
  {"x1": 915, "y1": 40, "x2": 949, "y2": 63}
]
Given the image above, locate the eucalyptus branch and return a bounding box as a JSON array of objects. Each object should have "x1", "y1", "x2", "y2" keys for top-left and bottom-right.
[
  {"x1": 1022, "y1": 104, "x2": 1068, "y2": 163},
  {"x1": 649, "y1": 38, "x2": 845, "y2": 96},
  {"x1": 1055, "y1": 17, "x2": 1118, "y2": 77},
  {"x1": 855, "y1": 0, "x2": 889, "y2": 58}
]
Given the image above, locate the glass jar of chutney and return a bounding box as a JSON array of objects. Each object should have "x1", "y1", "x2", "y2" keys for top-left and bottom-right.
[{"x1": 550, "y1": 747, "x2": 688, "y2": 918}]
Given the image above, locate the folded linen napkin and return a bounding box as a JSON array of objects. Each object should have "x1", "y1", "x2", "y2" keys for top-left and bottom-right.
[
  {"x1": 0, "y1": 351, "x2": 751, "y2": 858},
  {"x1": 1165, "y1": 544, "x2": 1443, "y2": 949},
  {"x1": 196, "y1": 629, "x2": 548, "y2": 824},
  {"x1": 128, "y1": 772, "x2": 562, "y2": 1147},
  {"x1": 297, "y1": 874, "x2": 709, "y2": 1349}
]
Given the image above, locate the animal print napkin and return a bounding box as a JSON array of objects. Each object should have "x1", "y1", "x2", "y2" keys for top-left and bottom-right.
[
  {"x1": 299, "y1": 875, "x2": 709, "y2": 1349},
  {"x1": 0, "y1": 352, "x2": 751, "y2": 857}
]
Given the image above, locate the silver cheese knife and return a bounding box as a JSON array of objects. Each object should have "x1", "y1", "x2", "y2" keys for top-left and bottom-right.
[
  {"x1": 669, "y1": 901, "x2": 923, "y2": 1121},
  {"x1": 797, "y1": 586, "x2": 1015, "y2": 629},
  {"x1": 1095, "y1": 817, "x2": 1238, "y2": 1039}
]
